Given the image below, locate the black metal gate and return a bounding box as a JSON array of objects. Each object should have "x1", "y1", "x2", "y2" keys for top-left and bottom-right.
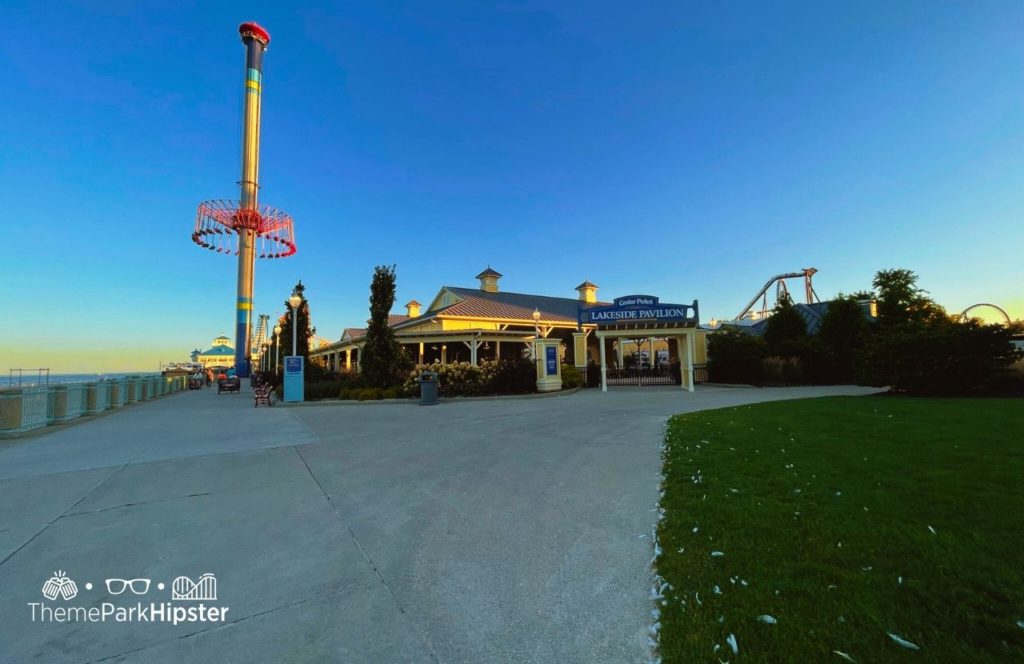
[{"x1": 585, "y1": 363, "x2": 707, "y2": 387}]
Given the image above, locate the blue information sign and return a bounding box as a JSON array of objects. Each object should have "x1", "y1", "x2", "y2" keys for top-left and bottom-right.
[
  {"x1": 579, "y1": 295, "x2": 699, "y2": 326},
  {"x1": 545, "y1": 346, "x2": 557, "y2": 376},
  {"x1": 283, "y1": 355, "x2": 304, "y2": 402}
]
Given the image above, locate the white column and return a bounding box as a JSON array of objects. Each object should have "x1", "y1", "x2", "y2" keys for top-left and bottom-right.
[
  {"x1": 470, "y1": 337, "x2": 478, "y2": 366},
  {"x1": 686, "y1": 331, "x2": 695, "y2": 393},
  {"x1": 495, "y1": 340, "x2": 501, "y2": 361},
  {"x1": 345, "y1": 349, "x2": 352, "y2": 370},
  {"x1": 616, "y1": 340, "x2": 624, "y2": 368},
  {"x1": 441, "y1": 344, "x2": 447, "y2": 365},
  {"x1": 418, "y1": 342, "x2": 424, "y2": 365},
  {"x1": 599, "y1": 333, "x2": 608, "y2": 392},
  {"x1": 676, "y1": 337, "x2": 687, "y2": 390}
]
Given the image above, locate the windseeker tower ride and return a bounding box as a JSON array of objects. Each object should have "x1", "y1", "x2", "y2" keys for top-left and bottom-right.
[{"x1": 192, "y1": 22, "x2": 296, "y2": 377}]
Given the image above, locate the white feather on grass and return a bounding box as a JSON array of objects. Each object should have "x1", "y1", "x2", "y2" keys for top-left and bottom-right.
[
  {"x1": 832, "y1": 650, "x2": 856, "y2": 662},
  {"x1": 726, "y1": 633, "x2": 738, "y2": 655},
  {"x1": 757, "y1": 615, "x2": 777, "y2": 624},
  {"x1": 887, "y1": 633, "x2": 920, "y2": 650}
]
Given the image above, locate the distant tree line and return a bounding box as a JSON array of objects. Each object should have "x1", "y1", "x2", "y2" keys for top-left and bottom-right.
[{"x1": 708, "y1": 269, "x2": 1022, "y2": 395}]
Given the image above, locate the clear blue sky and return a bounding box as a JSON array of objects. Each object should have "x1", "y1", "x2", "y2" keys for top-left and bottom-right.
[{"x1": 2, "y1": 2, "x2": 1022, "y2": 371}]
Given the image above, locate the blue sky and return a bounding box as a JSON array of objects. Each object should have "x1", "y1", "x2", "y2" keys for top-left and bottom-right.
[{"x1": 2, "y1": 1, "x2": 1022, "y2": 371}]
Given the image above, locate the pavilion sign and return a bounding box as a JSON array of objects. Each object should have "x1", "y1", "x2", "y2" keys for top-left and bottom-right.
[{"x1": 579, "y1": 295, "x2": 699, "y2": 326}]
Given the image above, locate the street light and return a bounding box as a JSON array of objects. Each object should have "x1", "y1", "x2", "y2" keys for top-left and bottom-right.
[
  {"x1": 262, "y1": 342, "x2": 269, "y2": 371},
  {"x1": 288, "y1": 293, "x2": 302, "y2": 356},
  {"x1": 273, "y1": 324, "x2": 282, "y2": 371}
]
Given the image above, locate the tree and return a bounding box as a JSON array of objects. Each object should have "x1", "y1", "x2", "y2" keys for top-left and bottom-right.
[
  {"x1": 277, "y1": 280, "x2": 316, "y2": 361},
  {"x1": 817, "y1": 296, "x2": 871, "y2": 382},
  {"x1": 872, "y1": 268, "x2": 944, "y2": 327},
  {"x1": 360, "y1": 265, "x2": 409, "y2": 388},
  {"x1": 763, "y1": 293, "x2": 807, "y2": 357}
]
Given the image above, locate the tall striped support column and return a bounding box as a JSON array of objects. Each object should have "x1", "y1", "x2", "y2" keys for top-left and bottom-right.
[{"x1": 234, "y1": 22, "x2": 270, "y2": 377}]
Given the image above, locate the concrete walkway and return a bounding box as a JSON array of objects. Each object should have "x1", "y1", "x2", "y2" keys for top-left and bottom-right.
[{"x1": 0, "y1": 384, "x2": 878, "y2": 663}]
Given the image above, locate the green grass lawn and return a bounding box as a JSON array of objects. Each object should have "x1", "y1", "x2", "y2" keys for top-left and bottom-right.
[{"x1": 655, "y1": 397, "x2": 1023, "y2": 663}]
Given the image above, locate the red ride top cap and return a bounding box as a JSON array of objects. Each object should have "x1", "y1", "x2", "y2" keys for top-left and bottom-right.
[{"x1": 239, "y1": 22, "x2": 271, "y2": 46}]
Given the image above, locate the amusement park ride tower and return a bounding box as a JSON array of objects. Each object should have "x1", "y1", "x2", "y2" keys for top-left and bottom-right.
[{"x1": 191, "y1": 22, "x2": 296, "y2": 377}]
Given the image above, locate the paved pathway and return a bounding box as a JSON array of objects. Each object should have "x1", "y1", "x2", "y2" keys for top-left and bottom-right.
[{"x1": 0, "y1": 384, "x2": 878, "y2": 663}]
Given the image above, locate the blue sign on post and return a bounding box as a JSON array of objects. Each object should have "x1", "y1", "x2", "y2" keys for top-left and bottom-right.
[
  {"x1": 283, "y1": 356, "x2": 304, "y2": 402},
  {"x1": 545, "y1": 346, "x2": 558, "y2": 376},
  {"x1": 579, "y1": 295, "x2": 699, "y2": 326}
]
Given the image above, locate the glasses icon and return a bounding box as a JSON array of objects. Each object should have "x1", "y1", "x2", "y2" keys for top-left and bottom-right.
[{"x1": 105, "y1": 578, "x2": 151, "y2": 595}]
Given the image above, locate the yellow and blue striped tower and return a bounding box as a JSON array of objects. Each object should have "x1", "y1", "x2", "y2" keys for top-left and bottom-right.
[
  {"x1": 234, "y1": 22, "x2": 270, "y2": 377},
  {"x1": 192, "y1": 22, "x2": 295, "y2": 377}
]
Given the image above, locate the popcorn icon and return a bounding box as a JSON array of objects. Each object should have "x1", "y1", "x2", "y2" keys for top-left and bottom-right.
[{"x1": 42, "y1": 570, "x2": 78, "y2": 601}]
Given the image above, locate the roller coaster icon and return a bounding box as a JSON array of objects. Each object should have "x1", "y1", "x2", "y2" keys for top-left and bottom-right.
[{"x1": 171, "y1": 573, "x2": 217, "y2": 601}]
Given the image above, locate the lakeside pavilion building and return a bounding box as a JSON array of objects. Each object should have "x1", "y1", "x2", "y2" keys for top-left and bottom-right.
[
  {"x1": 310, "y1": 268, "x2": 707, "y2": 385},
  {"x1": 191, "y1": 336, "x2": 236, "y2": 370}
]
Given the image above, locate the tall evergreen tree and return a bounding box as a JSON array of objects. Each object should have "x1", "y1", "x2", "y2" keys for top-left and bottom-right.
[
  {"x1": 277, "y1": 280, "x2": 315, "y2": 361},
  {"x1": 763, "y1": 293, "x2": 807, "y2": 357},
  {"x1": 361, "y1": 265, "x2": 407, "y2": 388}
]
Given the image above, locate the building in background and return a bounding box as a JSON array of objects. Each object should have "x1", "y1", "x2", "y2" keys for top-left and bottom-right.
[
  {"x1": 193, "y1": 336, "x2": 236, "y2": 370},
  {"x1": 310, "y1": 268, "x2": 706, "y2": 381}
]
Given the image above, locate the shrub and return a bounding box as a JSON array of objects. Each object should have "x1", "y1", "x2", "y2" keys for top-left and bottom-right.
[
  {"x1": 356, "y1": 387, "x2": 382, "y2": 401},
  {"x1": 402, "y1": 359, "x2": 537, "y2": 397},
  {"x1": 490, "y1": 357, "x2": 536, "y2": 394},
  {"x1": 381, "y1": 386, "x2": 403, "y2": 399},
  {"x1": 761, "y1": 356, "x2": 804, "y2": 385},
  {"x1": 304, "y1": 380, "x2": 344, "y2": 401},
  {"x1": 856, "y1": 319, "x2": 1022, "y2": 395},
  {"x1": 708, "y1": 328, "x2": 767, "y2": 384},
  {"x1": 561, "y1": 364, "x2": 583, "y2": 389}
]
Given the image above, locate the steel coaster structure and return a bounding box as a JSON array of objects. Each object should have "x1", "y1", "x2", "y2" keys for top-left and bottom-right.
[
  {"x1": 959, "y1": 303, "x2": 1012, "y2": 325},
  {"x1": 735, "y1": 268, "x2": 820, "y2": 321},
  {"x1": 191, "y1": 22, "x2": 295, "y2": 378}
]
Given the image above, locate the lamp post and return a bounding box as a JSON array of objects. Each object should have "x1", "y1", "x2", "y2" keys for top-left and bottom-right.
[
  {"x1": 262, "y1": 342, "x2": 269, "y2": 372},
  {"x1": 273, "y1": 324, "x2": 282, "y2": 371},
  {"x1": 288, "y1": 293, "x2": 302, "y2": 356}
]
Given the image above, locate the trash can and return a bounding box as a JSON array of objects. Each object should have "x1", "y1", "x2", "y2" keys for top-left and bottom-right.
[{"x1": 419, "y1": 372, "x2": 438, "y2": 406}]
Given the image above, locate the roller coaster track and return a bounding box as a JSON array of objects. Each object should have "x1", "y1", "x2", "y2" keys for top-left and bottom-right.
[
  {"x1": 251, "y1": 314, "x2": 270, "y2": 356},
  {"x1": 736, "y1": 268, "x2": 820, "y2": 320},
  {"x1": 959, "y1": 303, "x2": 1011, "y2": 325}
]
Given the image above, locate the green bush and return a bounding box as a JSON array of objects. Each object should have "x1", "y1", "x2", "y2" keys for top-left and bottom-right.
[
  {"x1": 402, "y1": 359, "x2": 537, "y2": 397},
  {"x1": 856, "y1": 319, "x2": 1022, "y2": 395},
  {"x1": 561, "y1": 364, "x2": 583, "y2": 389},
  {"x1": 761, "y1": 356, "x2": 804, "y2": 385},
  {"x1": 381, "y1": 386, "x2": 403, "y2": 399},
  {"x1": 708, "y1": 328, "x2": 767, "y2": 384},
  {"x1": 304, "y1": 380, "x2": 344, "y2": 401},
  {"x1": 356, "y1": 387, "x2": 382, "y2": 401}
]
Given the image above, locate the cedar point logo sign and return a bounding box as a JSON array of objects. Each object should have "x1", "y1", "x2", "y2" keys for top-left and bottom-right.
[{"x1": 579, "y1": 295, "x2": 699, "y2": 325}]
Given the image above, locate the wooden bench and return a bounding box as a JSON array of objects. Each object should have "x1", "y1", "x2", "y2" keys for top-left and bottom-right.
[{"x1": 253, "y1": 384, "x2": 273, "y2": 407}]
